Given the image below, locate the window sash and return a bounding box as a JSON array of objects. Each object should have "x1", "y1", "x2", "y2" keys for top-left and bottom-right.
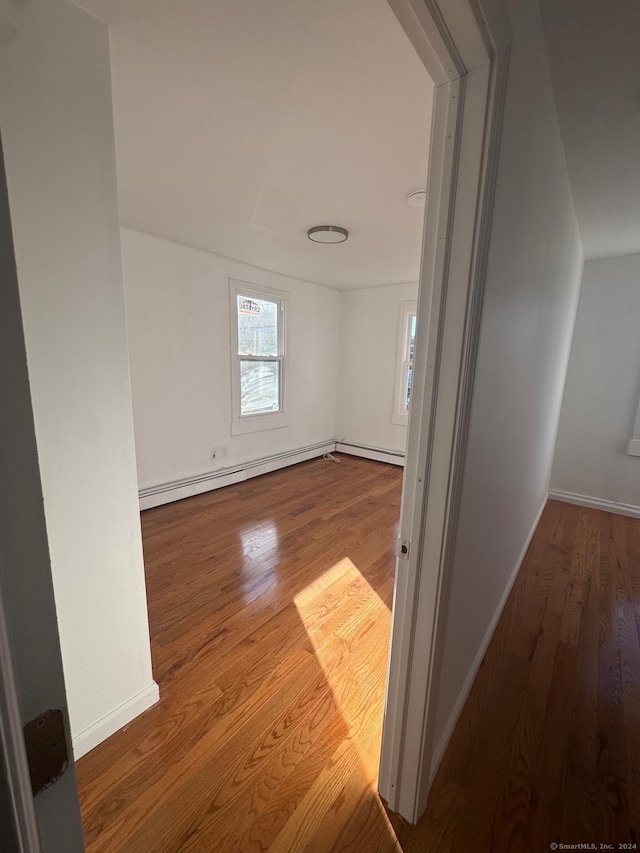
[
  {"x1": 236, "y1": 294, "x2": 281, "y2": 358},
  {"x1": 392, "y1": 301, "x2": 418, "y2": 426},
  {"x1": 230, "y1": 280, "x2": 287, "y2": 427},
  {"x1": 239, "y1": 356, "x2": 283, "y2": 417},
  {"x1": 402, "y1": 358, "x2": 414, "y2": 411}
]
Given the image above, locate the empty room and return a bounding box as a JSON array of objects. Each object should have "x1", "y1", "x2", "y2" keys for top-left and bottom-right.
[
  {"x1": 2, "y1": 0, "x2": 640, "y2": 850},
  {"x1": 0, "y1": 0, "x2": 435, "y2": 848},
  {"x1": 83, "y1": 3, "x2": 433, "y2": 848}
]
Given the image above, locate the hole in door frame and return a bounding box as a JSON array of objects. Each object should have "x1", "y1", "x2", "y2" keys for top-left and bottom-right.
[{"x1": 379, "y1": 0, "x2": 512, "y2": 824}]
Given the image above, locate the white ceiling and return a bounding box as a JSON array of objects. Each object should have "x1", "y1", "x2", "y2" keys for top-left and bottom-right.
[
  {"x1": 73, "y1": 0, "x2": 434, "y2": 289},
  {"x1": 541, "y1": 0, "x2": 640, "y2": 260}
]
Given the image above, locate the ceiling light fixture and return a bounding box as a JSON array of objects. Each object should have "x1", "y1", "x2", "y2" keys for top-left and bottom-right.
[
  {"x1": 407, "y1": 190, "x2": 426, "y2": 207},
  {"x1": 307, "y1": 225, "x2": 349, "y2": 244}
]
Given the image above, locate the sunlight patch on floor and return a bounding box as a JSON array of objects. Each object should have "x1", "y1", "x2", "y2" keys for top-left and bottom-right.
[
  {"x1": 293, "y1": 556, "x2": 356, "y2": 608},
  {"x1": 287, "y1": 557, "x2": 401, "y2": 851},
  {"x1": 294, "y1": 556, "x2": 390, "y2": 610},
  {"x1": 293, "y1": 557, "x2": 392, "y2": 781}
]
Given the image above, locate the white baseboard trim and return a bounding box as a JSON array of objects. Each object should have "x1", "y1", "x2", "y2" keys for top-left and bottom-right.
[
  {"x1": 429, "y1": 495, "x2": 548, "y2": 781},
  {"x1": 548, "y1": 489, "x2": 640, "y2": 520},
  {"x1": 139, "y1": 441, "x2": 337, "y2": 510},
  {"x1": 72, "y1": 680, "x2": 159, "y2": 760},
  {"x1": 335, "y1": 441, "x2": 405, "y2": 467},
  {"x1": 139, "y1": 439, "x2": 407, "y2": 509}
]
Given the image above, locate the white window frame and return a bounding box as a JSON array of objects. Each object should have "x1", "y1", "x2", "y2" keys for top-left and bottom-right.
[
  {"x1": 392, "y1": 300, "x2": 418, "y2": 426},
  {"x1": 628, "y1": 402, "x2": 640, "y2": 456},
  {"x1": 229, "y1": 278, "x2": 288, "y2": 436}
]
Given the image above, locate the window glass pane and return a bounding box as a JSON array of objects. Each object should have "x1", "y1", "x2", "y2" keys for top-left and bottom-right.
[
  {"x1": 405, "y1": 313, "x2": 417, "y2": 411},
  {"x1": 240, "y1": 360, "x2": 280, "y2": 415},
  {"x1": 409, "y1": 314, "x2": 417, "y2": 359},
  {"x1": 237, "y1": 295, "x2": 278, "y2": 356}
]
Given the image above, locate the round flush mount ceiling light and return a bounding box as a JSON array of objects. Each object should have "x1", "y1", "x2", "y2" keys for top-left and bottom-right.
[
  {"x1": 407, "y1": 190, "x2": 426, "y2": 207},
  {"x1": 307, "y1": 225, "x2": 349, "y2": 244}
]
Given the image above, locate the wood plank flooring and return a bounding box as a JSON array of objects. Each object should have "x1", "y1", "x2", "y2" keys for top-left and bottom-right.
[
  {"x1": 77, "y1": 454, "x2": 403, "y2": 852},
  {"x1": 77, "y1": 471, "x2": 640, "y2": 851},
  {"x1": 391, "y1": 499, "x2": 640, "y2": 851}
]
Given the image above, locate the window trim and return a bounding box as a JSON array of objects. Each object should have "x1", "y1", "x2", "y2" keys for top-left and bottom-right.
[
  {"x1": 628, "y1": 394, "x2": 640, "y2": 456},
  {"x1": 229, "y1": 278, "x2": 289, "y2": 435},
  {"x1": 392, "y1": 300, "x2": 418, "y2": 427}
]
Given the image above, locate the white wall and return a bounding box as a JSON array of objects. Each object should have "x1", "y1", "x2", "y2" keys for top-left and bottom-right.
[
  {"x1": 121, "y1": 228, "x2": 340, "y2": 489},
  {"x1": 336, "y1": 283, "x2": 418, "y2": 453},
  {"x1": 431, "y1": 0, "x2": 584, "y2": 762},
  {"x1": 0, "y1": 0, "x2": 157, "y2": 756},
  {"x1": 73, "y1": 0, "x2": 434, "y2": 290},
  {"x1": 551, "y1": 253, "x2": 640, "y2": 511},
  {"x1": 540, "y1": 0, "x2": 640, "y2": 260}
]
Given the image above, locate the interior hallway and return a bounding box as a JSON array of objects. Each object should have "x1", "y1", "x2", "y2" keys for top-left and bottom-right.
[{"x1": 393, "y1": 500, "x2": 640, "y2": 850}]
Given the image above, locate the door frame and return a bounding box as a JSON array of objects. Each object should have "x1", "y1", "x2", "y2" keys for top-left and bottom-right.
[
  {"x1": 0, "y1": 567, "x2": 40, "y2": 853},
  {"x1": 0, "y1": 130, "x2": 85, "y2": 851},
  {"x1": 379, "y1": 0, "x2": 512, "y2": 823}
]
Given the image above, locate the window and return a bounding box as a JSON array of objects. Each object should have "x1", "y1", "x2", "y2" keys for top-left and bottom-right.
[
  {"x1": 628, "y1": 388, "x2": 640, "y2": 456},
  {"x1": 230, "y1": 280, "x2": 287, "y2": 435},
  {"x1": 392, "y1": 301, "x2": 417, "y2": 427}
]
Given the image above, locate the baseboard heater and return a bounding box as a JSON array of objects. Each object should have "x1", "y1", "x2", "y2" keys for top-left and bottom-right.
[
  {"x1": 335, "y1": 441, "x2": 405, "y2": 467},
  {"x1": 139, "y1": 441, "x2": 336, "y2": 510},
  {"x1": 139, "y1": 439, "x2": 405, "y2": 510}
]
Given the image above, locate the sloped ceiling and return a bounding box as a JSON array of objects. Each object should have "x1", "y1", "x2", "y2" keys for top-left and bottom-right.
[
  {"x1": 541, "y1": 0, "x2": 640, "y2": 259},
  {"x1": 74, "y1": 0, "x2": 434, "y2": 289}
]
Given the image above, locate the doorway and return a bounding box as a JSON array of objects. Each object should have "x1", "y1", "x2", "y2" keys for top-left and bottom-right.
[
  {"x1": 68, "y1": 1, "x2": 433, "y2": 846},
  {"x1": 0, "y1": 0, "x2": 510, "y2": 847}
]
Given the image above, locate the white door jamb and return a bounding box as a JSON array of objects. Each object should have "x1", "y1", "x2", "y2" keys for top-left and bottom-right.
[{"x1": 379, "y1": 0, "x2": 512, "y2": 823}]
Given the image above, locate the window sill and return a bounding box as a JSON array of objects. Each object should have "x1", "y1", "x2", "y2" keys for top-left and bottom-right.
[
  {"x1": 391, "y1": 412, "x2": 409, "y2": 427},
  {"x1": 627, "y1": 439, "x2": 640, "y2": 457},
  {"x1": 231, "y1": 414, "x2": 289, "y2": 436}
]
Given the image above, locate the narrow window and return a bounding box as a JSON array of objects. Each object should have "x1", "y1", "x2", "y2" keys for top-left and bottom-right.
[
  {"x1": 392, "y1": 301, "x2": 418, "y2": 426},
  {"x1": 230, "y1": 280, "x2": 287, "y2": 435}
]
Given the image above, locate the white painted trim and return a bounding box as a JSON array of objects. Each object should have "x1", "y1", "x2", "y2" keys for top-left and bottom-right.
[
  {"x1": 139, "y1": 440, "x2": 409, "y2": 510},
  {"x1": 380, "y1": 0, "x2": 512, "y2": 823},
  {"x1": 379, "y1": 72, "x2": 464, "y2": 814},
  {"x1": 548, "y1": 489, "x2": 640, "y2": 520},
  {"x1": 627, "y1": 380, "x2": 640, "y2": 455},
  {"x1": 428, "y1": 496, "x2": 547, "y2": 780},
  {"x1": 380, "y1": 74, "x2": 465, "y2": 820},
  {"x1": 335, "y1": 442, "x2": 406, "y2": 467},
  {"x1": 392, "y1": 300, "x2": 418, "y2": 427},
  {"x1": 386, "y1": 0, "x2": 458, "y2": 86},
  {"x1": 231, "y1": 413, "x2": 288, "y2": 436},
  {"x1": 229, "y1": 278, "x2": 289, "y2": 433},
  {"x1": 139, "y1": 441, "x2": 337, "y2": 510},
  {"x1": 627, "y1": 439, "x2": 640, "y2": 457},
  {"x1": 0, "y1": 552, "x2": 42, "y2": 852},
  {"x1": 391, "y1": 414, "x2": 409, "y2": 427},
  {"x1": 413, "y1": 47, "x2": 512, "y2": 820},
  {"x1": 72, "y1": 681, "x2": 159, "y2": 761}
]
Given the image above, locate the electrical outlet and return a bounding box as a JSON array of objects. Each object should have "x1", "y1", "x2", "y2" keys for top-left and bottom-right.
[
  {"x1": 210, "y1": 448, "x2": 217, "y2": 460},
  {"x1": 220, "y1": 446, "x2": 228, "y2": 457}
]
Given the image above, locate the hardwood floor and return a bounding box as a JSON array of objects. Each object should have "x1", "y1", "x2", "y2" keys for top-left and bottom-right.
[
  {"x1": 391, "y1": 499, "x2": 640, "y2": 851},
  {"x1": 77, "y1": 470, "x2": 640, "y2": 851},
  {"x1": 77, "y1": 454, "x2": 403, "y2": 852}
]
